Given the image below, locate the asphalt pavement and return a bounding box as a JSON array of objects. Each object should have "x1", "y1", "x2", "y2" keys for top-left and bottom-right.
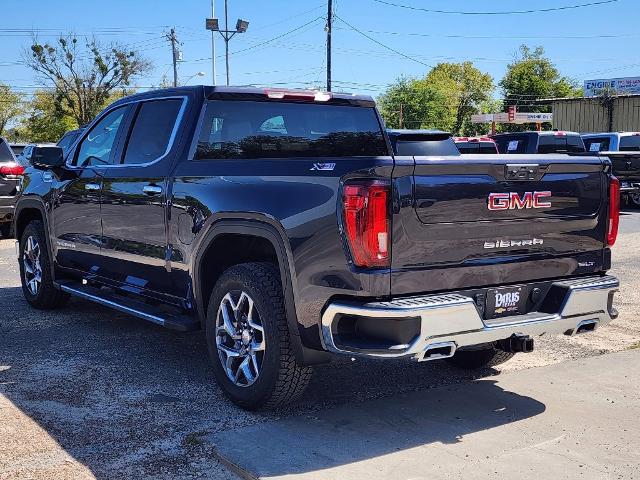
[{"x1": 0, "y1": 209, "x2": 639, "y2": 479}]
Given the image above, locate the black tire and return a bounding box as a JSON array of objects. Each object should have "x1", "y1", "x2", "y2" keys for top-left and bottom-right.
[
  {"x1": 446, "y1": 345, "x2": 515, "y2": 370},
  {"x1": 628, "y1": 192, "x2": 640, "y2": 209},
  {"x1": 0, "y1": 223, "x2": 11, "y2": 239},
  {"x1": 19, "y1": 220, "x2": 70, "y2": 309},
  {"x1": 205, "y1": 262, "x2": 312, "y2": 410}
]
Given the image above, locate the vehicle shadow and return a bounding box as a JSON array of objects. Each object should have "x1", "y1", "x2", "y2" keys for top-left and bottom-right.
[
  {"x1": 210, "y1": 377, "x2": 546, "y2": 479},
  {"x1": 0, "y1": 286, "x2": 545, "y2": 478}
]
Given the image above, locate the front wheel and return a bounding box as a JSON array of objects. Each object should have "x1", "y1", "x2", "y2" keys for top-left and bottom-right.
[
  {"x1": 205, "y1": 262, "x2": 312, "y2": 410},
  {"x1": 19, "y1": 220, "x2": 69, "y2": 309},
  {"x1": 446, "y1": 345, "x2": 515, "y2": 370}
]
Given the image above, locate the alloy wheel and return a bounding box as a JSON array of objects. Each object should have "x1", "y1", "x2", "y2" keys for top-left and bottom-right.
[
  {"x1": 215, "y1": 290, "x2": 265, "y2": 387},
  {"x1": 629, "y1": 192, "x2": 640, "y2": 207},
  {"x1": 23, "y1": 235, "x2": 42, "y2": 296}
]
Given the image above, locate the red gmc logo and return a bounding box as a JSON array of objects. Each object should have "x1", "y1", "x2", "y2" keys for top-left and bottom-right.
[{"x1": 488, "y1": 191, "x2": 552, "y2": 210}]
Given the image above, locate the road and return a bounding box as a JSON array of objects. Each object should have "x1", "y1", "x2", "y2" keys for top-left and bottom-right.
[{"x1": 0, "y1": 209, "x2": 639, "y2": 479}]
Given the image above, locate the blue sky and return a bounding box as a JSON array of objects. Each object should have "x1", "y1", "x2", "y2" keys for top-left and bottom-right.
[{"x1": 1, "y1": 0, "x2": 639, "y2": 100}]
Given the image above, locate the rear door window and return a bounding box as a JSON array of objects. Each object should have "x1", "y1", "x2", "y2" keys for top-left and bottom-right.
[
  {"x1": 620, "y1": 135, "x2": 640, "y2": 151},
  {"x1": 122, "y1": 99, "x2": 183, "y2": 165},
  {"x1": 195, "y1": 100, "x2": 388, "y2": 159}
]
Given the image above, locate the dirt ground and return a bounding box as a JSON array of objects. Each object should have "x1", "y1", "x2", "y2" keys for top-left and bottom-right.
[{"x1": 1, "y1": 210, "x2": 639, "y2": 479}]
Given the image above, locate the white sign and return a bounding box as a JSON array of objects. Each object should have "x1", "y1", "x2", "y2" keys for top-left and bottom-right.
[
  {"x1": 471, "y1": 112, "x2": 552, "y2": 124},
  {"x1": 589, "y1": 142, "x2": 601, "y2": 152},
  {"x1": 507, "y1": 140, "x2": 519, "y2": 151},
  {"x1": 584, "y1": 76, "x2": 640, "y2": 97}
]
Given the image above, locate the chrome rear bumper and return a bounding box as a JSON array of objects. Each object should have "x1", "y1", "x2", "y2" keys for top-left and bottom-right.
[{"x1": 320, "y1": 275, "x2": 619, "y2": 360}]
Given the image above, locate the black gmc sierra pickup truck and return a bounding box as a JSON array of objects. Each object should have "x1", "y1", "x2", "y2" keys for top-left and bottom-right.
[{"x1": 14, "y1": 86, "x2": 620, "y2": 410}]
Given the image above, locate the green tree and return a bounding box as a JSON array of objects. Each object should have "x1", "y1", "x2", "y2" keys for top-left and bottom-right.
[
  {"x1": 378, "y1": 62, "x2": 494, "y2": 135},
  {"x1": 426, "y1": 62, "x2": 494, "y2": 134},
  {"x1": 17, "y1": 90, "x2": 77, "y2": 143},
  {"x1": 0, "y1": 84, "x2": 25, "y2": 136},
  {"x1": 25, "y1": 35, "x2": 151, "y2": 126},
  {"x1": 500, "y1": 45, "x2": 581, "y2": 130}
]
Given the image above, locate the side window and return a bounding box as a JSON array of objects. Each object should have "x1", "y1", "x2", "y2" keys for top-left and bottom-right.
[
  {"x1": 75, "y1": 107, "x2": 128, "y2": 167},
  {"x1": 122, "y1": 99, "x2": 182, "y2": 165}
]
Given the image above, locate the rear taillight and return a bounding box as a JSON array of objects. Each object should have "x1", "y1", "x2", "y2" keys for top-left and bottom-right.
[
  {"x1": 0, "y1": 163, "x2": 25, "y2": 177},
  {"x1": 342, "y1": 181, "x2": 390, "y2": 268},
  {"x1": 607, "y1": 176, "x2": 620, "y2": 247}
]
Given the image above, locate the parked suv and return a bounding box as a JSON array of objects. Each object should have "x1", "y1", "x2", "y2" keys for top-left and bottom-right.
[
  {"x1": 15, "y1": 87, "x2": 620, "y2": 409},
  {"x1": 0, "y1": 137, "x2": 24, "y2": 238},
  {"x1": 492, "y1": 131, "x2": 586, "y2": 154}
]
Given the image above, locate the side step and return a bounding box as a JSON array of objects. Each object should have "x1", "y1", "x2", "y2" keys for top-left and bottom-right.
[{"x1": 57, "y1": 281, "x2": 200, "y2": 332}]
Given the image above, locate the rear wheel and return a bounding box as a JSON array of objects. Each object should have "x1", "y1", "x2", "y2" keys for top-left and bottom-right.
[
  {"x1": 19, "y1": 220, "x2": 69, "y2": 309},
  {"x1": 628, "y1": 192, "x2": 640, "y2": 209},
  {"x1": 0, "y1": 223, "x2": 10, "y2": 239},
  {"x1": 447, "y1": 345, "x2": 515, "y2": 370},
  {"x1": 205, "y1": 262, "x2": 312, "y2": 410}
]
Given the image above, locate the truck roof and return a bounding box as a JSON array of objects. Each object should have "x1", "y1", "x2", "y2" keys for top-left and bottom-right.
[{"x1": 111, "y1": 85, "x2": 376, "y2": 107}]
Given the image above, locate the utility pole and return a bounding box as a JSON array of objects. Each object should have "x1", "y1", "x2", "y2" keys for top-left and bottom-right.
[
  {"x1": 326, "y1": 0, "x2": 332, "y2": 92},
  {"x1": 211, "y1": 0, "x2": 216, "y2": 85},
  {"x1": 166, "y1": 28, "x2": 179, "y2": 87}
]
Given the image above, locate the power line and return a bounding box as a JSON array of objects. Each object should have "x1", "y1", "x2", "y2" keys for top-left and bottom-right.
[
  {"x1": 372, "y1": 0, "x2": 619, "y2": 15},
  {"x1": 334, "y1": 15, "x2": 432, "y2": 68},
  {"x1": 351, "y1": 28, "x2": 640, "y2": 40}
]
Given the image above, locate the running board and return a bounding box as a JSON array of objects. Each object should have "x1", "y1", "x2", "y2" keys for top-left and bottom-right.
[{"x1": 57, "y1": 281, "x2": 200, "y2": 332}]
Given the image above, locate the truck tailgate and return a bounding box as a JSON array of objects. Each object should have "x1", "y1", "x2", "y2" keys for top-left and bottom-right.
[
  {"x1": 391, "y1": 154, "x2": 608, "y2": 295},
  {"x1": 604, "y1": 152, "x2": 640, "y2": 183}
]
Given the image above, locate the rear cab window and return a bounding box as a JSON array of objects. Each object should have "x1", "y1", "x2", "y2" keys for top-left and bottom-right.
[
  {"x1": 583, "y1": 136, "x2": 612, "y2": 152},
  {"x1": 493, "y1": 135, "x2": 529, "y2": 154},
  {"x1": 620, "y1": 135, "x2": 640, "y2": 152},
  {"x1": 195, "y1": 100, "x2": 388, "y2": 159},
  {"x1": 392, "y1": 134, "x2": 459, "y2": 156},
  {"x1": 455, "y1": 141, "x2": 497, "y2": 154},
  {"x1": 0, "y1": 139, "x2": 14, "y2": 163},
  {"x1": 537, "y1": 134, "x2": 585, "y2": 153}
]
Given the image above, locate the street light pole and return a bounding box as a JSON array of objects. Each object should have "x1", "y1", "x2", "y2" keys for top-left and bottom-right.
[
  {"x1": 211, "y1": 0, "x2": 216, "y2": 85},
  {"x1": 225, "y1": 0, "x2": 230, "y2": 85},
  {"x1": 205, "y1": 4, "x2": 249, "y2": 87}
]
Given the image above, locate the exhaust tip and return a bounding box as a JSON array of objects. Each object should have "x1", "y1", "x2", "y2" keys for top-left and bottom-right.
[
  {"x1": 575, "y1": 319, "x2": 598, "y2": 335},
  {"x1": 419, "y1": 342, "x2": 456, "y2": 362}
]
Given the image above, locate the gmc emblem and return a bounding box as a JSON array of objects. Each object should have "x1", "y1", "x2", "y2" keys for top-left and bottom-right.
[{"x1": 488, "y1": 191, "x2": 552, "y2": 210}]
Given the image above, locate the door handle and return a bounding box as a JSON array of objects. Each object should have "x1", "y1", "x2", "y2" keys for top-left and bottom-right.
[
  {"x1": 85, "y1": 183, "x2": 101, "y2": 191},
  {"x1": 143, "y1": 185, "x2": 163, "y2": 195}
]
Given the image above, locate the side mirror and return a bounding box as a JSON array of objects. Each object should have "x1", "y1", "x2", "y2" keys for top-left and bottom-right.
[{"x1": 31, "y1": 146, "x2": 65, "y2": 169}]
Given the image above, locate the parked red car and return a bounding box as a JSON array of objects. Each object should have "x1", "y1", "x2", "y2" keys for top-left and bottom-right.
[{"x1": 454, "y1": 136, "x2": 499, "y2": 154}]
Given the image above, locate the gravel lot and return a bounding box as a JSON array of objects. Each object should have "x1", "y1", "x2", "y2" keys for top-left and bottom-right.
[{"x1": 1, "y1": 211, "x2": 639, "y2": 480}]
